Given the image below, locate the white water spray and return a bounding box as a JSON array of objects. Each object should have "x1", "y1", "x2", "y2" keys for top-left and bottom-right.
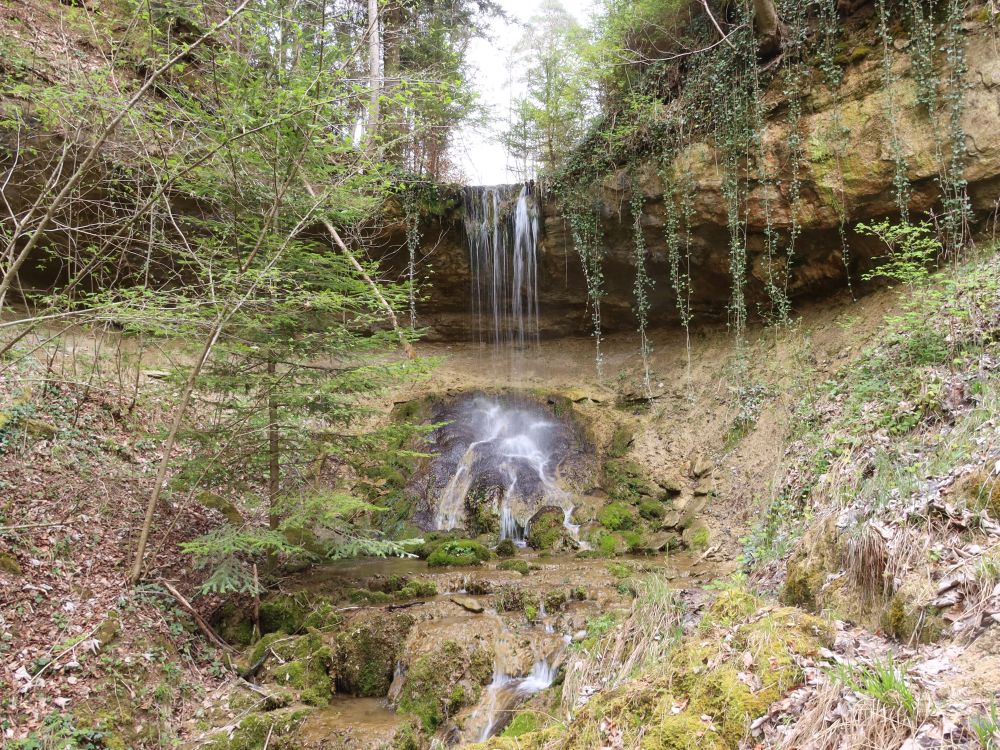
[{"x1": 432, "y1": 396, "x2": 579, "y2": 542}]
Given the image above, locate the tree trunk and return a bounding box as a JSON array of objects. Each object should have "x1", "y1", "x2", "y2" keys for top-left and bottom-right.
[
  {"x1": 367, "y1": 0, "x2": 381, "y2": 137},
  {"x1": 267, "y1": 358, "x2": 280, "y2": 530},
  {"x1": 753, "y1": 0, "x2": 783, "y2": 57}
]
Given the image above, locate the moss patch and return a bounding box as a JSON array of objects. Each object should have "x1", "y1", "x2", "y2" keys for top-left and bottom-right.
[
  {"x1": 249, "y1": 631, "x2": 333, "y2": 707},
  {"x1": 527, "y1": 508, "x2": 566, "y2": 550},
  {"x1": 397, "y1": 641, "x2": 493, "y2": 732},
  {"x1": 598, "y1": 502, "x2": 637, "y2": 531},
  {"x1": 603, "y1": 460, "x2": 658, "y2": 504},
  {"x1": 427, "y1": 539, "x2": 491, "y2": 567},
  {"x1": 880, "y1": 594, "x2": 944, "y2": 644},
  {"x1": 495, "y1": 538, "x2": 517, "y2": 558},
  {"x1": 335, "y1": 612, "x2": 414, "y2": 697},
  {"x1": 201, "y1": 707, "x2": 310, "y2": 750},
  {"x1": 606, "y1": 425, "x2": 634, "y2": 459},
  {"x1": 0, "y1": 550, "x2": 23, "y2": 576},
  {"x1": 498, "y1": 559, "x2": 530, "y2": 576},
  {"x1": 502, "y1": 710, "x2": 540, "y2": 737}
]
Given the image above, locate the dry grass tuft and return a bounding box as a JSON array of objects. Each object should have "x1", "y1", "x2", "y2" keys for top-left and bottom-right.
[
  {"x1": 845, "y1": 523, "x2": 891, "y2": 603},
  {"x1": 560, "y1": 575, "x2": 682, "y2": 717},
  {"x1": 778, "y1": 677, "x2": 923, "y2": 750}
]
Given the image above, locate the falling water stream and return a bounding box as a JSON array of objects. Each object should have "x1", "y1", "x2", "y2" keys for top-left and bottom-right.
[
  {"x1": 464, "y1": 183, "x2": 540, "y2": 351},
  {"x1": 431, "y1": 396, "x2": 581, "y2": 543},
  {"x1": 471, "y1": 638, "x2": 569, "y2": 742}
]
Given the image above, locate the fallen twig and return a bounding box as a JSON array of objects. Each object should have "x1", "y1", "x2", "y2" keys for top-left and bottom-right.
[{"x1": 158, "y1": 579, "x2": 234, "y2": 653}]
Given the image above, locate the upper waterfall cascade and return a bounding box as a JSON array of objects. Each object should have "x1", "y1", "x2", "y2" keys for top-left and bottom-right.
[{"x1": 463, "y1": 184, "x2": 541, "y2": 349}]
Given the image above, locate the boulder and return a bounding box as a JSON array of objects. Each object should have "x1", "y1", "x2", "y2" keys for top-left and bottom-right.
[{"x1": 451, "y1": 596, "x2": 485, "y2": 614}]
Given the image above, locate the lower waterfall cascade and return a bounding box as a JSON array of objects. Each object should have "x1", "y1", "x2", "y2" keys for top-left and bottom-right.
[{"x1": 425, "y1": 394, "x2": 588, "y2": 542}]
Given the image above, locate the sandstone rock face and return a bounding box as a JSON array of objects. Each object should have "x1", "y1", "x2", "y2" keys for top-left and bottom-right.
[{"x1": 379, "y1": 22, "x2": 1000, "y2": 340}]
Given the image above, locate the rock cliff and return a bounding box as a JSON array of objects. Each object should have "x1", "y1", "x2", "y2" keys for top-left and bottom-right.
[{"x1": 379, "y1": 18, "x2": 1000, "y2": 340}]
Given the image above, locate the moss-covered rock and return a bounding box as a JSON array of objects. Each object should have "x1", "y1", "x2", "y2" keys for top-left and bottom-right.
[
  {"x1": 544, "y1": 590, "x2": 568, "y2": 612},
  {"x1": 780, "y1": 517, "x2": 843, "y2": 610},
  {"x1": 705, "y1": 588, "x2": 760, "y2": 627},
  {"x1": 638, "y1": 499, "x2": 666, "y2": 521},
  {"x1": 427, "y1": 539, "x2": 491, "y2": 567},
  {"x1": 502, "y1": 710, "x2": 540, "y2": 737},
  {"x1": 495, "y1": 538, "x2": 517, "y2": 558},
  {"x1": 598, "y1": 502, "x2": 637, "y2": 531},
  {"x1": 961, "y1": 466, "x2": 1000, "y2": 517},
  {"x1": 526, "y1": 507, "x2": 566, "y2": 550},
  {"x1": 497, "y1": 559, "x2": 530, "y2": 576},
  {"x1": 584, "y1": 528, "x2": 628, "y2": 557},
  {"x1": 603, "y1": 460, "x2": 658, "y2": 503},
  {"x1": 249, "y1": 631, "x2": 333, "y2": 707},
  {"x1": 0, "y1": 550, "x2": 22, "y2": 576},
  {"x1": 259, "y1": 596, "x2": 311, "y2": 635},
  {"x1": 606, "y1": 425, "x2": 634, "y2": 459},
  {"x1": 334, "y1": 611, "x2": 414, "y2": 697},
  {"x1": 396, "y1": 640, "x2": 494, "y2": 732},
  {"x1": 198, "y1": 491, "x2": 244, "y2": 526},
  {"x1": 880, "y1": 594, "x2": 944, "y2": 644},
  {"x1": 201, "y1": 707, "x2": 311, "y2": 750},
  {"x1": 214, "y1": 601, "x2": 256, "y2": 647},
  {"x1": 681, "y1": 519, "x2": 710, "y2": 550}
]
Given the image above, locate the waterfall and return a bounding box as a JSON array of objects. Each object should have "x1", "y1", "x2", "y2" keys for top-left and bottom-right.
[
  {"x1": 464, "y1": 183, "x2": 540, "y2": 349},
  {"x1": 431, "y1": 396, "x2": 578, "y2": 540},
  {"x1": 472, "y1": 639, "x2": 569, "y2": 742}
]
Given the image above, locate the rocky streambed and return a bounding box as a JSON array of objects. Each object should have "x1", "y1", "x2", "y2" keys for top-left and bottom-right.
[{"x1": 190, "y1": 551, "x2": 726, "y2": 749}]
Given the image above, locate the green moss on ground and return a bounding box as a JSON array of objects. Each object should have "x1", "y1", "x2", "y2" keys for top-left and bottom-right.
[
  {"x1": 598, "y1": 502, "x2": 637, "y2": 531},
  {"x1": 427, "y1": 539, "x2": 491, "y2": 567}
]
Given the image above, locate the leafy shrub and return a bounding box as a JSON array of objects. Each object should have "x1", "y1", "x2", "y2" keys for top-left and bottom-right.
[{"x1": 495, "y1": 539, "x2": 517, "y2": 558}]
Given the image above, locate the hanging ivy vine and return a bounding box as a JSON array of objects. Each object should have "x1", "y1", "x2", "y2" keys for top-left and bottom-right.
[
  {"x1": 560, "y1": 187, "x2": 606, "y2": 375},
  {"x1": 659, "y1": 140, "x2": 693, "y2": 349},
  {"x1": 877, "y1": 0, "x2": 913, "y2": 221},
  {"x1": 940, "y1": 0, "x2": 971, "y2": 252},
  {"x1": 777, "y1": 0, "x2": 810, "y2": 314},
  {"x1": 630, "y1": 177, "x2": 654, "y2": 396},
  {"x1": 816, "y1": 0, "x2": 855, "y2": 298},
  {"x1": 547, "y1": 0, "x2": 976, "y2": 377},
  {"x1": 403, "y1": 185, "x2": 422, "y2": 329}
]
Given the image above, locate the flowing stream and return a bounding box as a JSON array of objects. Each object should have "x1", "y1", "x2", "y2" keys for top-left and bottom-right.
[{"x1": 469, "y1": 637, "x2": 569, "y2": 741}]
